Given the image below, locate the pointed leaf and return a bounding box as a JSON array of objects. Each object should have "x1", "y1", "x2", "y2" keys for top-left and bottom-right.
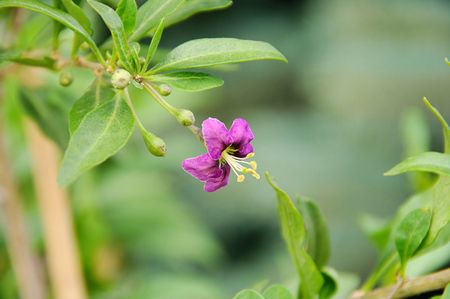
[
  {"x1": 163, "y1": 0, "x2": 232, "y2": 29},
  {"x1": 131, "y1": 0, "x2": 183, "y2": 41},
  {"x1": 142, "y1": 18, "x2": 165, "y2": 72},
  {"x1": 149, "y1": 72, "x2": 224, "y2": 92},
  {"x1": 265, "y1": 173, "x2": 323, "y2": 299},
  {"x1": 60, "y1": 0, "x2": 92, "y2": 33},
  {"x1": 87, "y1": 0, "x2": 135, "y2": 71},
  {"x1": 319, "y1": 270, "x2": 338, "y2": 299},
  {"x1": 233, "y1": 290, "x2": 264, "y2": 299},
  {"x1": 0, "y1": 0, "x2": 104, "y2": 64},
  {"x1": 69, "y1": 76, "x2": 115, "y2": 134},
  {"x1": 151, "y1": 38, "x2": 287, "y2": 73},
  {"x1": 58, "y1": 95, "x2": 135, "y2": 186},
  {"x1": 384, "y1": 152, "x2": 450, "y2": 177},
  {"x1": 116, "y1": 0, "x2": 137, "y2": 35},
  {"x1": 296, "y1": 196, "x2": 330, "y2": 268},
  {"x1": 394, "y1": 208, "x2": 432, "y2": 271},
  {"x1": 262, "y1": 285, "x2": 293, "y2": 299}
]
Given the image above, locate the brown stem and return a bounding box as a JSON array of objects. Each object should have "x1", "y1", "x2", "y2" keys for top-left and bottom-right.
[
  {"x1": 0, "y1": 83, "x2": 46, "y2": 299},
  {"x1": 26, "y1": 119, "x2": 87, "y2": 299},
  {"x1": 352, "y1": 268, "x2": 450, "y2": 299}
]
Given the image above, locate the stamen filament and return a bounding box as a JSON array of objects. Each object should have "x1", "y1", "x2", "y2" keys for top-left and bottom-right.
[{"x1": 221, "y1": 150, "x2": 260, "y2": 183}]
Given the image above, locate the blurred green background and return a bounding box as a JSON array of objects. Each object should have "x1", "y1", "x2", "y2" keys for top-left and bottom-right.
[{"x1": 1, "y1": 0, "x2": 450, "y2": 298}]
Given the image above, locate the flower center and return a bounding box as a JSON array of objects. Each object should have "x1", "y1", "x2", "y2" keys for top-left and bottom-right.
[{"x1": 220, "y1": 147, "x2": 260, "y2": 183}]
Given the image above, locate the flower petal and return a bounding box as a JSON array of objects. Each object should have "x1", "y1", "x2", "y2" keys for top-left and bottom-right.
[
  {"x1": 182, "y1": 153, "x2": 222, "y2": 181},
  {"x1": 204, "y1": 164, "x2": 230, "y2": 192},
  {"x1": 202, "y1": 118, "x2": 231, "y2": 160},
  {"x1": 237, "y1": 143, "x2": 254, "y2": 158},
  {"x1": 229, "y1": 118, "x2": 254, "y2": 149}
]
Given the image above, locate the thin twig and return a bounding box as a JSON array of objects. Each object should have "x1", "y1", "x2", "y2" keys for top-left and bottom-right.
[{"x1": 352, "y1": 268, "x2": 450, "y2": 299}]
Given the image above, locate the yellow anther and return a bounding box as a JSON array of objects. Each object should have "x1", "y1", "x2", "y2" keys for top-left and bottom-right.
[
  {"x1": 237, "y1": 175, "x2": 245, "y2": 183},
  {"x1": 249, "y1": 161, "x2": 257, "y2": 170},
  {"x1": 252, "y1": 173, "x2": 261, "y2": 180},
  {"x1": 246, "y1": 152, "x2": 255, "y2": 158}
]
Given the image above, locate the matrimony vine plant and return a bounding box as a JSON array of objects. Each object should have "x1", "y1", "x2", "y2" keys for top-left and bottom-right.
[{"x1": 0, "y1": 1, "x2": 449, "y2": 299}]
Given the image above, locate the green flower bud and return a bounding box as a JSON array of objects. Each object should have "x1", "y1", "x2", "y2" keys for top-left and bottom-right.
[
  {"x1": 59, "y1": 71, "x2": 73, "y2": 87},
  {"x1": 141, "y1": 129, "x2": 166, "y2": 157},
  {"x1": 111, "y1": 69, "x2": 132, "y2": 89},
  {"x1": 154, "y1": 84, "x2": 172, "y2": 96},
  {"x1": 176, "y1": 109, "x2": 195, "y2": 126}
]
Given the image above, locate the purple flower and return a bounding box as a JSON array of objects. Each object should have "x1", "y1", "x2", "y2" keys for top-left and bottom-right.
[{"x1": 182, "y1": 118, "x2": 260, "y2": 192}]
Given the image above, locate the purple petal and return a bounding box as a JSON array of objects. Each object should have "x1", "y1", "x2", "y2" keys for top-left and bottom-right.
[
  {"x1": 182, "y1": 153, "x2": 222, "y2": 181},
  {"x1": 237, "y1": 143, "x2": 254, "y2": 158},
  {"x1": 202, "y1": 118, "x2": 231, "y2": 160},
  {"x1": 204, "y1": 164, "x2": 230, "y2": 192},
  {"x1": 229, "y1": 118, "x2": 254, "y2": 149}
]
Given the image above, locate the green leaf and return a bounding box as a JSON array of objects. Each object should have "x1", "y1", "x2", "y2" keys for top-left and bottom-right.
[
  {"x1": 141, "y1": 18, "x2": 165, "y2": 72},
  {"x1": 319, "y1": 270, "x2": 338, "y2": 299},
  {"x1": 265, "y1": 173, "x2": 323, "y2": 299},
  {"x1": 442, "y1": 283, "x2": 450, "y2": 299},
  {"x1": 394, "y1": 208, "x2": 432, "y2": 272},
  {"x1": 131, "y1": 0, "x2": 183, "y2": 41},
  {"x1": 423, "y1": 97, "x2": 450, "y2": 153},
  {"x1": 384, "y1": 152, "x2": 450, "y2": 177},
  {"x1": 69, "y1": 76, "x2": 115, "y2": 134},
  {"x1": 296, "y1": 196, "x2": 330, "y2": 268},
  {"x1": 87, "y1": 0, "x2": 135, "y2": 71},
  {"x1": 359, "y1": 214, "x2": 391, "y2": 252},
  {"x1": 262, "y1": 285, "x2": 293, "y2": 299},
  {"x1": 60, "y1": 0, "x2": 92, "y2": 33},
  {"x1": 149, "y1": 72, "x2": 224, "y2": 92},
  {"x1": 0, "y1": 0, "x2": 104, "y2": 65},
  {"x1": 151, "y1": 38, "x2": 287, "y2": 73},
  {"x1": 116, "y1": 0, "x2": 137, "y2": 35},
  {"x1": 163, "y1": 0, "x2": 232, "y2": 29},
  {"x1": 58, "y1": 95, "x2": 135, "y2": 186},
  {"x1": 233, "y1": 290, "x2": 265, "y2": 299},
  {"x1": 0, "y1": 50, "x2": 57, "y2": 69}
]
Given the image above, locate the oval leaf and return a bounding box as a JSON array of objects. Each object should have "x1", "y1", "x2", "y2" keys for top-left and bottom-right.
[
  {"x1": 263, "y1": 285, "x2": 293, "y2": 299},
  {"x1": 0, "y1": 0, "x2": 104, "y2": 64},
  {"x1": 87, "y1": 0, "x2": 136, "y2": 71},
  {"x1": 116, "y1": 0, "x2": 137, "y2": 35},
  {"x1": 394, "y1": 208, "x2": 432, "y2": 271},
  {"x1": 58, "y1": 95, "x2": 135, "y2": 186},
  {"x1": 131, "y1": 0, "x2": 183, "y2": 41},
  {"x1": 69, "y1": 76, "x2": 115, "y2": 134},
  {"x1": 384, "y1": 152, "x2": 450, "y2": 177},
  {"x1": 233, "y1": 290, "x2": 264, "y2": 299},
  {"x1": 163, "y1": 0, "x2": 232, "y2": 29},
  {"x1": 149, "y1": 72, "x2": 224, "y2": 92},
  {"x1": 151, "y1": 38, "x2": 287, "y2": 73}
]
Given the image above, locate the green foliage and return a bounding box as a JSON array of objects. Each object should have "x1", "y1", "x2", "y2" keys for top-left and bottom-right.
[
  {"x1": 262, "y1": 285, "x2": 294, "y2": 299},
  {"x1": 0, "y1": 0, "x2": 104, "y2": 64},
  {"x1": 233, "y1": 285, "x2": 293, "y2": 299},
  {"x1": 150, "y1": 38, "x2": 287, "y2": 73},
  {"x1": 116, "y1": 0, "x2": 137, "y2": 36},
  {"x1": 131, "y1": 0, "x2": 183, "y2": 41},
  {"x1": 58, "y1": 95, "x2": 135, "y2": 186},
  {"x1": 141, "y1": 18, "x2": 165, "y2": 72},
  {"x1": 296, "y1": 196, "x2": 330, "y2": 268},
  {"x1": 384, "y1": 152, "x2": 450, "y2": 177},
  {"x1": 394, "y1": 208, "x2": 432, "y2": 273},
  {"x1": 60, "y1": 0, "x2": 92, "y2": 34},
  {"x1": 69, "y1": 76, "x2": 115, "y2": 134},
  {"x1": 148, "y1": 72, "x2": 224, "y2": 92},
  {"x1": 87, "y1": 0, "x2": 136, "y2": 71},
  {"x1": 319, "y1": 270, "x2": 338, "y2": 299},
  {"x1": 265, "y1": 173, "x2": 323, "y2": 299}
]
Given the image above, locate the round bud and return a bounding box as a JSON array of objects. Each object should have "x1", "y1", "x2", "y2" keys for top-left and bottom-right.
[
  {"x1": 176, "y1": 109, "x2": 195, "y2": 126},
  {"x1": 111, "y1": 69, "x2": 132, "y2": 89},
  {"x1": 59, "y1": 71, "x2": 73, "y2": 87},
  {"x1": 141, "y1": 130, "x2": 166, "y2": 157},
  {"x1": 155, "y1": 84, "x2": 172, "y2": 96}
]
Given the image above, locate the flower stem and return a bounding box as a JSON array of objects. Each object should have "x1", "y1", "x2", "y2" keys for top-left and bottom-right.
[
  {"x1": 143, "y1": 81, "x2": 178, "y2": 116},
  {"x1": 123, "y1": 88, "x2": 147, "y2": 133}
]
